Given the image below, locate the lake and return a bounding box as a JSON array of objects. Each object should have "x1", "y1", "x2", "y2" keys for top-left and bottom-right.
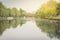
[{"x1": 0, "y1": 18, "x2": 60, "y2": 40}]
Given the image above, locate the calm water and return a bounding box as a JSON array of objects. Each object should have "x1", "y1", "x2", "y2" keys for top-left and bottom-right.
[{"x1": 0, "y1": 19, "x2": 60, "y2": 40}]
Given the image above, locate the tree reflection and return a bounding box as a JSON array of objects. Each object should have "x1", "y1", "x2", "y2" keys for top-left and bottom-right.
[
  {"x1": 0, "y1": 20, "x2": 10, "y2": 35},
  {"x1": 55, "y1": 21, "x2": 60, "y2": 38},
  {"x1": 0, "y1": 19, "x2": 26, "y2": 36},
  {"x1": 36, "y1": 20, "x2": 60, "y2": 39}
]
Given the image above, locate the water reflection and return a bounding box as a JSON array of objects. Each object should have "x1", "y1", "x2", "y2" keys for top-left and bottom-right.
[
  {"x1": 0, "y1": 19, "x2": 26, "y2": 36},
  {"x1": 36, "y1": 19, "x2": 60, "y2": 40},
  {"x1": 0, "y1": 19, "x2": 60, "y2": 40}
]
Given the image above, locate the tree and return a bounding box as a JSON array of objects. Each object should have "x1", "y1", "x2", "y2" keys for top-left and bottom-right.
[
  {"x1": 0, "y1": 2, "x2": 8, "y2": 17},
  {"x1": 0, "y1": 2, "x2": 28, "y2": 17},
  {"x1": 11, "y1": 8, "x2": 20, "y2": 17},
  {"x1": 35, "y1": 0, "x2": 58, "y2": 18},
  {"x1": 56, "y1": 3, "x2": 60, "y2": 16},
  {"x1": 19, "y1": 8, "x2": 26, "y2": 17}
]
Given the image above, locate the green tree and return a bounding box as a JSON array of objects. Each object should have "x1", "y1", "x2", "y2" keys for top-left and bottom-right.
[
  {"x1": 35, "y1": 0, "x2": 58, "y2": 18},
  {"x1": 0, "y1": 2, "x2": 8, "y2": 17},
  {"x1": 11, "y1": 8, "x2": 18, "y2": 17},
  {"x1": 19, "y1": 8, "x2": 26, "y2": 17},
  {"x1": 0, "y1": 2, "x2": 28, "y2": 17},
  {"x1": 56, "y1": 3, "x2": 60, "y2": 16}
]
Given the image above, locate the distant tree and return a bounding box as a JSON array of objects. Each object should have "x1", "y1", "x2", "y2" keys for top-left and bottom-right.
[
  {"x1": 19, "y1": 8, "x2": 26, "y2": 17},
  {"x1": 0, "y1": 2, "x2": 28, "y2": 17},
  {"x1": 11, "y1": 8, "x2": 20, "y2": 17}
]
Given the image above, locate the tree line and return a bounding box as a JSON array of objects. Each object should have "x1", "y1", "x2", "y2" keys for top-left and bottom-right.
[
  {"x1": 0, "y1": 2, "x2": 27, "y2": 17},
  {"x1": 0, "y1": 0, "x2": 60, "y2": 19},
  {"x1": 0, "y1": 2, "x2": 35, "y2": 17},
  {"x1": 35, "y1": 0, "x2": 60, "y2": 19}
]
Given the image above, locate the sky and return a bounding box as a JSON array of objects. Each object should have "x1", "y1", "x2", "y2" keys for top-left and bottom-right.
[{"x1": 0, "y1": 0, "x2": 60, "y2": 12}]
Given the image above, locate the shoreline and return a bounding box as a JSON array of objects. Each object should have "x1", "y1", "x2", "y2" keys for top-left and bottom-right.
[
  {"x1": 44, "y1": 18, "x2": 60, "y2": 21},
  {"x1": 0, "y1": 17, "x2": 60, "y2": 21}
]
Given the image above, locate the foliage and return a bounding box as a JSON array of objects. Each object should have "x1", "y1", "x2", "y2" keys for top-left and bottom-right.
[
  {"x1": 0, "y1": 2, "x2": 27, "y2": 17},
  {"x1": 35, "y1": 0, "x2": 60, "y2": 18},
  {"x1": 56, "y1": 3, "x2": 60, "y2": 16}
]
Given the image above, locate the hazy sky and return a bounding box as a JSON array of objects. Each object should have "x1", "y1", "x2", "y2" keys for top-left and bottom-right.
[{"x1": 0, "y1": 0, "x2": 60, "y2": 12}]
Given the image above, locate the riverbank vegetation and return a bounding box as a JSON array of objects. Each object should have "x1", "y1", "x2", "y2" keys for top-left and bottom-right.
[
  {"x1": 35, "y1": 0, "x2": 60, "y2": 19},
  {"x1": 0, "y1": 2, "x2": 34, "y2": 17},
  {"x1": 0, "y1": 0, "x2": 60, "y2": 19}
]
